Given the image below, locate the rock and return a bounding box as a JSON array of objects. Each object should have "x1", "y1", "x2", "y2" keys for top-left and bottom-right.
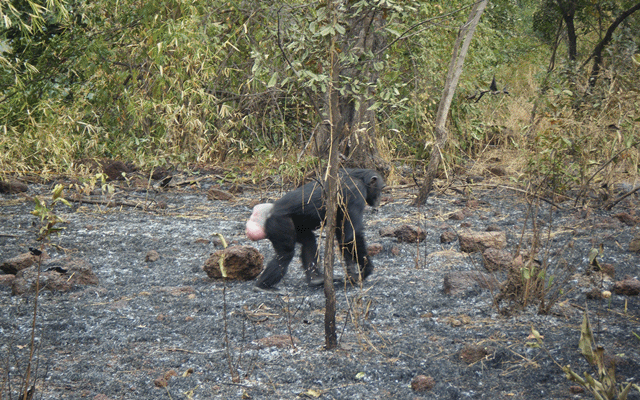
[
  {"x1": 629, "y1": 232, "x2": 640, "y2": 252},
  {"x1": 12, "y1": 257, "x2": 99, "y2": 295},
  {"x1": 483, "y1": 248, "x2": 512, "y2": 272},
  {"x1": 367, "y1": 243, "x2": 383, "y2": 256},
  {"x1": 1, "y1": 251, "x2": 49, "y2": 274},
  {"x1": 459, "y1": 344, "x2": 490, "y2": 364},
  {"x1": 145, "y1": 250, "x2": 160, "y2": 262},
  {"x1": 379, "y1": 224, "x2": 426, "y2": 243},
  {"x1": 600, "y1": 263, "x2": 615, "y2": 279},
  {"x1": 458, "y1": 230, "x2": 506, "y2": 253},
  {"x1": 102, "y1": 160, "x2": 130, "y2": 180},
  {"x1": 443, "y1": 271, "x2": 500, "y2": 297},
  {"x1": 612, "y1": 278, "x2": 640, "y2": 296},
  {"x1": 153, "y1": 377, "x2": 169, "y2": 388},
  {"x1": 570, "y1": 386, "x2": 585, "y2": 394},
  {"x1": 0, "y1": 274, "x2": 15, "y2": 287},
  {"x1": 0, "y1": 179, "x2": 28, "y2": 194},
  {"x1": 446, "y1": 314, "x2": 471, "y2": 327},
  {"x1": 466, "y1": 175, "x2": 484, "y2": 184},
  {"x1": 207, "y1": 188, "x2": 236, "y2": 201},
  {"x1": 614, "y1": 212, "x2": 637, "y2": 226},
  {"x1": 449, "y1": 210, "x2": 466, "y2": 220},
  {"x1": 411, "y1": 375, "x2": 435, "y2": 392},
  {"x1": 488, "y1": 166, "x2": 507, "y2": 176},
  {"x1": 203, "y1": 245, "x2": 263, "y2": 280},
  {"x1": 151, "y1": 167, "x2": 171, "y2": 181},
  {"x1": 154, "y1": 370, "x2": 177, "y2": 388},
  {"x1": 440, "y1": 230, "x2": 457, "y2": 243}
]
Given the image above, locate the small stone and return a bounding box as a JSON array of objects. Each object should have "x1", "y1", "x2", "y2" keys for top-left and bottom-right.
[
  {"x1": 207, "y1": 188, "x2": 236, "y2": 201},
  {"x1": 12, "y1": 257, "x2": 98, "y2": 295},
  {"x1": 488, "y1": 166, "x2": 507, "y2": 176},
  {"x1": 569, "y1": 385, "x2": 585, "y2": 394},
  {"x1": 379, "y1": 225, "x2": 426, "y2": 243},
  {"x1": 153, "y1": 378, "x2": 168, "y2": 388},
  {"x1": 629, "y1": 232, "x2": 640, "y2": 252},
  {"x1": 0, "y1": 180, "x2": 28, "y2": 193},
  {"x1": 440, "y1": 230, "x2": 457, "y2": 243},
  {"x1": 612, "y1": 278, "x2": 640, "y2": 296},
  {"x1": 411, "y1": 375, "x2": 435, "y2": 392},
  {"x1": 102, "y1": 160, "x2": 130, "y2": 181},
  {"x1": 1, "y1": 251, "x2": 49, "y2": 275},
  {"x1": 483, "y1": 248, "x2": 512, "y2": 272},
  {"x1": 367, "y1": 243, "x2": 383, "y2": 256},
  {"x1": 443, "y1": 271, "x2": 500, "y2": 297},
  {"x1": 203, "y1": 245, "x2": 263, "y2": 280},
  {"x1": 459, "y1": 344, "x2": 489, "y2": 364},
  {"x1": 614, "y1": 212, "x2": 637, "y2": 226},
  {"x1": 145, "y1": 250, "x2": 160, "y2": 262},
  {"x1": 0, "y1": 274, "x2": 15, "y2": 287},
  {"x1": 466, "y1": 175, "x2": 484, "y2": 184},
  {"x1": 458, "y1": 230, "x2": 506, "y2": 253}
]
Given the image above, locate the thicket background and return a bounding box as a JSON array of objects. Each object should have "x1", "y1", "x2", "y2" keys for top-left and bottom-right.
[{"x1": 1, "y1": 0, "x2": 639, "y2": 194}]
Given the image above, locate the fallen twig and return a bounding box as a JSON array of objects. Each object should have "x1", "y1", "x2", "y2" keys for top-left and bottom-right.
[{"x1": 605, "y1": 185, "x2": 640, "y2": 210}]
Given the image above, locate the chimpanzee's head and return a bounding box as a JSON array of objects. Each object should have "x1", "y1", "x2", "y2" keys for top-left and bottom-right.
[{"x1": 365, "y1": 171, "x2": 384, "y2": 207}]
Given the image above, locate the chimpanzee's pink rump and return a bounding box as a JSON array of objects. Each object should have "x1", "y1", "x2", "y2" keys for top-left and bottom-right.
[{"x1": 245, "y1": 203, "x2": 274, "y2": 241}]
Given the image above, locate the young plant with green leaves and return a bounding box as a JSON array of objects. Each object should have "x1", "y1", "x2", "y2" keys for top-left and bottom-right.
[
  {"x1": 531, "y1": 311, "x2": 640, "y2": 400},
  {"x1": 13, "y1": 184, "x2": 71, "y2": 399}
]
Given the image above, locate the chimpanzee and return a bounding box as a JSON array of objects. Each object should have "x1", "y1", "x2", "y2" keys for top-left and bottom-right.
[{"x1": 246, "y1": 168, "x2": 384, "y2": 293}]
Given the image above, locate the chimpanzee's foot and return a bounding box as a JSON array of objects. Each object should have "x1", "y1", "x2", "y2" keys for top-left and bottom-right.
[
  {"x1": 308, "y1": 275, "x2": 325, "y2": 287},
  {"x1": 308, "y1": 276, "x2": 348, "y2": 287},
  {"x1": 252, "y1": 284, "x2": 286, "y2": 295}
]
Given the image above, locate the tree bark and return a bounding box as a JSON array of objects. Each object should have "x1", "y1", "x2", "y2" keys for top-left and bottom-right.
[
  {"x1": 413, "y1": 0, "x2": 488, "y2": 206},
  {"x1": 555, "y1": 0, "x2": 578, "y2": 61},
  {"x1": 322, "y1": 4, "x2": 341, "y2": 350},
  {"x1": 586, "y1": 1, "x2": 640, "y2": 88}
]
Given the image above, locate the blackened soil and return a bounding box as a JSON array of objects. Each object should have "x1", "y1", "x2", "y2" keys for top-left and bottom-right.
[{"x1": 1, "y1": 177, "x2": 639, "y2": 400}]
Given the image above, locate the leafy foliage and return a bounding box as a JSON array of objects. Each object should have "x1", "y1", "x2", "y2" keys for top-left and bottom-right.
[{"x1": 0, "y1": 0, "x2": 637, "y2": 197}]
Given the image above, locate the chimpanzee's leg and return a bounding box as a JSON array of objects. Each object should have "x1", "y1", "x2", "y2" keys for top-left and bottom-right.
[
  {"x1": 298, "y1": 231, "x2": 323, "y2": 286},
  {"x1": 338, "y1": 219, "x2": 374, "y2": 283},
  {"x1": 254, "y1": 215, "x2": 296, "y2": 291}
]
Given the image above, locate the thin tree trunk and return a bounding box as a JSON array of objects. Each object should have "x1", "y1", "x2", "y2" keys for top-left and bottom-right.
[
  {"x1": 586, "y1": 1, "x2": 640, "y2": 88},
  {"x1": 413, "y1": 0, "x2": 488, "y2": 206},
  {"x1": 556, "y1": 0, "x2": 578, "y2": 61},
  {"x1": 322, "y1": 4, "x2": 341, "y2": 350}
]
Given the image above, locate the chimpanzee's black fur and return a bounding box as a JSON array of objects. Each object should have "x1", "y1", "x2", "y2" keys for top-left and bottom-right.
[{"x1": 254, "y1": 168, "x2": 384, "y2": 292}]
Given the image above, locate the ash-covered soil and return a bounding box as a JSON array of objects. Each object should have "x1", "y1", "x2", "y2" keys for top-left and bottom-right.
[{"x1": 1, "y1": 175, "x2": 639, "y2": 400}]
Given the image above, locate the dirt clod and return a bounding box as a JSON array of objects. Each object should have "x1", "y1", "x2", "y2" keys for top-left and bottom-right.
[
  {"x1": 202, "y1": 245, "x2": 263, "y2": 280},
  {"x1": 411, "y1": 375, "x2": 435, "y2": 392}
]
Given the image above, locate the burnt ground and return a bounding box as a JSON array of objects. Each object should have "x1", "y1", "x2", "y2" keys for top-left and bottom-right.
[{"x1": 1, "y1": 174, "x2": 639, "y2": 400}]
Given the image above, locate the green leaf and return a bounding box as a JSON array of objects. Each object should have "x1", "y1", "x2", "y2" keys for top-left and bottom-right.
[
  {"x1": 267, "y1": 71, "x2": 278, "y2": 88},
  {"x1": 318, "y1": 25, "x2": 334, "y2": 37},
  {"x1": 579, "y1": 312, "x2": 596, "y2": 365},
  {"x1": 588, "y1": 247, "x2": 599, "y2": 265}
]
